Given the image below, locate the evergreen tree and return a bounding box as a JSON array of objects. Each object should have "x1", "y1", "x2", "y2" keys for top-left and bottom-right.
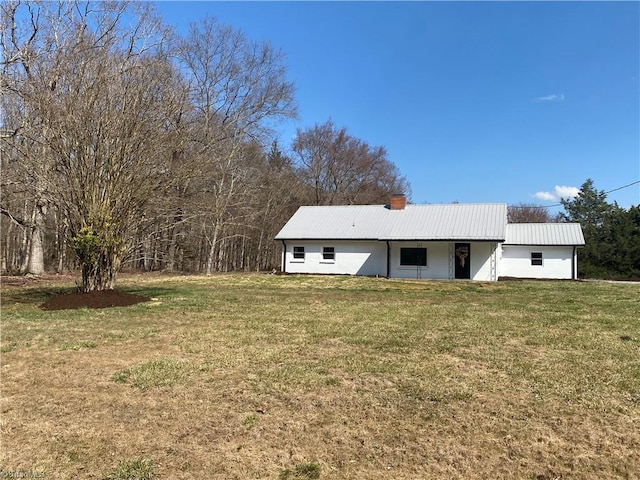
[{"x1": 562, "y1": 179, "x2": 640, "y2": 279}]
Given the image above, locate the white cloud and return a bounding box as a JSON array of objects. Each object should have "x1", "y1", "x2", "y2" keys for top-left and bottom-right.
[
  {"x1": 534, "y1": 191, "x2": 557, "y2": 201},
  {"x1": 534, "y1": 185, "x2": 579, "y2": 202},
  {"x1": 534, "y1": 93, "x2": 565, "y2": 102},
  {"x1": 554, "y1": 185, "x2": 579, "y2": 199}
]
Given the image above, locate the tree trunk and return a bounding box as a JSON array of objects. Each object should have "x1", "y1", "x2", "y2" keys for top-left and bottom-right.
[
  {"x1": 56, "y1": 219, "x2": 68, "y2": 273},
  {"x1": 26, "y1": 224, "x2": 45, "y2": 275},
  {"x1": 72, "y1": 224, "x2": 123, "y2": 292},
  {"x1": 23, "y1": 203, "x2": 46, "y2": 275},
  {"x1": 79, "y1": 251, "x2": 120, "y2": 292},
  {"x1": 206, "y1": 221, "x2": 221, "y2": 275},
  {"x1": 166, "y1": 228, "x2": 177, "y2": 272},
  {"x1": 165, "y1": 212, "x2": 182, "y2": 272}
]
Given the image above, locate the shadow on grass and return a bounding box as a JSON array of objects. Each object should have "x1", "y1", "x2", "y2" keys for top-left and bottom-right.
[
  {"x1": 1, "y1": 286, "x2": 77, "y2": 305},
  {"x1": 2, "y1": 285, "x2": 179, "y2": 309}
]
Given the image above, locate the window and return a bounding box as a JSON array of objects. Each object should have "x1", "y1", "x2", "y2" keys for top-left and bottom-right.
[
  {"x1": 531, "y1": 252, "x2": 543, "y2": 266},
  {"x1": 293, "y1": 246, "x2": 305, "y2": 260},
  {"x1": 400, "y1": 247, "x2": 427, "y2": 266},
  {"x1": 322, "y1": 246, "x2": 335, "y2": 261}
]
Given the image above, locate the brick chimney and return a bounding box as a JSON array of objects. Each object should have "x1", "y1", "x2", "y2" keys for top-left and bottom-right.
[{"x1": 389, "y1": 194, "x2": 407, "y2": 210}]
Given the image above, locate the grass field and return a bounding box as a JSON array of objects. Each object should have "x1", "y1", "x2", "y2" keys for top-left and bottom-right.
[{"x1": 1, "y1": 274, "x2": 639, "y2": 479}]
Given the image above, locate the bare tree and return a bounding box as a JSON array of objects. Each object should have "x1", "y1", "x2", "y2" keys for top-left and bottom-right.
[
  {"x1": 250, "y1": 141, "x2": 302, "y2": 269},
  {"x1": 1, "y1": 1, "x2": 186, "y2": 291},
  {"x1": 292, "y1": 120, "x2": 410, "y2": 205},
  {"x1": 0, "y1": 1, "x2": 57, "y2": 275},
  {"x1": 176, "y1": 17, "x2": 296, "y2": 274},
  {"x1": 6, "y1": 5, "x2": 425, "y2": 279},
  {"x1": 508, "y1": 203, "x2": 560, "y2": 223}
]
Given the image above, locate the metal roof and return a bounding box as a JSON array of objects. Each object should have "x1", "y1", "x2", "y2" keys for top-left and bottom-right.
[
  {"x1": 275, "y1": 203, "x2": 508, "y2": 241},
  {"x1": 504, "y1": 223, "x2": 585, "y2": 246}
]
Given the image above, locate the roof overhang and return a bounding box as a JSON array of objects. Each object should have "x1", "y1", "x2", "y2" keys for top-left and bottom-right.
[{"x1": 277, "y1": 237, "x2": 506, "y2": 242}]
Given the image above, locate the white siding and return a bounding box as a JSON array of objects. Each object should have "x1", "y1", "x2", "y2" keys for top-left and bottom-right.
[
  {"x1": 283, "y1": 241, "x2": 387, "y2": 276},
  {"x1": 470, "y1": 242, "x2": 496, "y2": 281},
  {"x1": 388, "y1": 242, "x2": 496, "y2": 280},
  {"x1": 500, "y1": 245, "x2": 576, "y2": 279},
  {"x1": 388, "y1": 242, "x2": 450, "y2": 280},
  {"x1": 283, "y1": 240, "x2": 577, "y2": 281}
]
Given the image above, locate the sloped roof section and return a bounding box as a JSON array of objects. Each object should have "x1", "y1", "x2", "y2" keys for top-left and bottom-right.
[
  {"x1": 379, "y1": 203, "x2": 507, "y2": 240},
  {"x1": 504, "y1": 223, "x2": 585, "y2": 246},
  {"x1": 275, "y1": 203, "x2": 508, "y2": 241},
  {"x1": 275, "y1": 205, "x2": 388, "y2": 240}
]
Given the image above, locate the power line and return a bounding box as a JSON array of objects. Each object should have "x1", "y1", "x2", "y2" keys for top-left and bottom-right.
[
  {"x1": 605, "y1": 180, "x2": 640, "y2": 194},
  {"x1": 509, "y1": 180, "x2": 640, "y2": 209}
]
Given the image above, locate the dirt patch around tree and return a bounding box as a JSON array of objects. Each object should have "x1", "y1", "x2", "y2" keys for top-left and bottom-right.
[{"x1": 40, "y1": 289, "x2": 150, "y2": 311}]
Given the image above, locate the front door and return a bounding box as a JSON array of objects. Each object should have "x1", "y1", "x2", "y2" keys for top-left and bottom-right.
[{"x1": 454, "y1": 243, "x2": 471, "y2": 279}]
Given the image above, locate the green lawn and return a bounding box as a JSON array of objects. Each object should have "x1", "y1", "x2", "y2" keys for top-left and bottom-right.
[{"x1": 1, "y1": 274, "x2": 639, "y2": 479}]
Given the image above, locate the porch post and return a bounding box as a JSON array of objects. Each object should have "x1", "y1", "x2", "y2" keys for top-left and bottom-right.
[
  {"x1": 281, "y1": 241, "x2": 287, "y2": 273},
  {"x1": 386, "y1": 241, "x2": 391, "y2": 278}
]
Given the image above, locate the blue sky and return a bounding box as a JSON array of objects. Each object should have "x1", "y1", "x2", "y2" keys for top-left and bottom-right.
[{"x1": 155, "y1": 1, "x2": 640, "y2": 209}]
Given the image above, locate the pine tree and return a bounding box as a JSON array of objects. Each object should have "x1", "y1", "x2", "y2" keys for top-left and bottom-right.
[{"x1": 562, "y1": 179, "x2": 639, "y2": 279}]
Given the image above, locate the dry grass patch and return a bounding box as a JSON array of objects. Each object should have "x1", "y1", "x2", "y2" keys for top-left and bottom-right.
[{"x1": 1, "y1": 274, "x2": 639, "y2": 479}]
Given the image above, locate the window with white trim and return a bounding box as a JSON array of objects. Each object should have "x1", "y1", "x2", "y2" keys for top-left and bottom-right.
[
  {"x1": 531, "y1": 252, "x2": 543, "y2": 266},
  {"x1": 322, "y1": 246, "x2": 335, "y2": 261},
  {"x1": 400, "y1": 247, "x2": 427, "y2": 266},
  {"x1": 293, "y1": 246, "x2": 305, "y2": 261}
]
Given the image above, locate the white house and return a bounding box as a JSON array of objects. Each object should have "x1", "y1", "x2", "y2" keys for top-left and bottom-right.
[{"x1": 275, "y1": 195, "x2": 585, "y2": 281}]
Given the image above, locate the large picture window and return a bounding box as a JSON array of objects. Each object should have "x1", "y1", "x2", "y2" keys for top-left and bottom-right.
[
  {"x1": 293, "y1": 246, "x2": 305, "y2": 260},
  {"x1": 400, "y1": 247, "x2": 427, "y2": 266}
]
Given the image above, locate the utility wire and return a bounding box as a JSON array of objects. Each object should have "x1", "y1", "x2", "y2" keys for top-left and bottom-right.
[
  {"x1": 605, "y1": 180, "x2": 640, "y2": 194},
  {"x1": 509, "y1": 180, "x2": 640, "y2": 209}
]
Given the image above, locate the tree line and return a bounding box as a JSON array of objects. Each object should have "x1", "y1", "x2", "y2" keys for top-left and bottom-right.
[
  {"x1": 2, "y1": 3, "x2": 636, "y2": 289},
  {"x1": 0, "y1": 1, "x2": 409, "y2": 290}
]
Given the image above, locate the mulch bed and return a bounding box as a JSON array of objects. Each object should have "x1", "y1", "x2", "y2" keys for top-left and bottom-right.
[{"x1": 40, "y1": 289, "x2": 149, "y2": 311}]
